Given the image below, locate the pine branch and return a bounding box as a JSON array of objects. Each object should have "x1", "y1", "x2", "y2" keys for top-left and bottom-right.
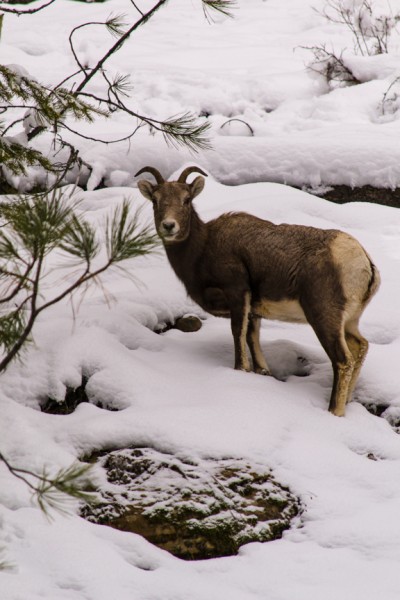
[
  {"x1": 0, "y1": 189, "x2": 159, "y2": 372},
  {"x1": 20, "y1": 0, "x2": 172, "y2": 159},
  {"x1": 160, "y1": 112, "x2": 212, "y2": 151},
  {"x1": 68, "y1": 15, "x2": 129, "y2": 77},
  {"x1": 106, "y1": 200, "x2": 159, "y2": 263},
  {"x1": 60, "y1": 214, "x2": 99, "y2": 264},
  {"x1": 58, "y1": 119, "x2": 143, "y2": 145},
  {"x1": 0, "y1": 137, "x2": 54, "y2": 176},
  {"x1": 202, "y1": 0, "x2": 236, "y2": 19},
  {"x1": 0, "y1": 451, "x2": 95, "y2": 516},
  {"x1": 104, "y1": 72, "x2": 133, "y2": 99},
  {"x1": 74, "y1": 0, "x2": 170, "y2": 94},
  {"x1": 0, "y1": 0, "x2": 222, "y2": 186},
  {"x1": 0, "y1": 260, "x2": 35, "y2": 305},
  {"x1": 78, "y1": 91, "x2": 212, "y2": 151},
  {"x1": 34, "y1": 464, "x2": 96, "y2": 515},
  {"x1": 0, "y1": 64, "x2": 106, "y2": 169},
  {"x1": 0, "y1": 310, "x2": 27, "y2": 354}
]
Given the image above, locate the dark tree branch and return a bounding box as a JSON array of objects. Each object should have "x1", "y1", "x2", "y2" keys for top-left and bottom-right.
[
  {"x1": 77, "y1": 90, "x2": 211, "y2": 150},
  {"x1": 1, "y1": 0, "x2": 228, "y2": 186},
  {"x1": 0, "y1": 0, "x2": 56, "y2": 15},
  {"x1": 0, "y1": 261, "x2": 35, "y2": 305},
  {"x1": 75, "y1": 1, "x2": 170, "y2": 94},
  {"x1": 60, "y1": 119, "x2": 143, "y2": 145},
  {"x1": 0, "y1": 451, "x2": 38, "y2": 492},
  {"x1": 130, "y1": 1, "x2": 144, "y2": 15}
]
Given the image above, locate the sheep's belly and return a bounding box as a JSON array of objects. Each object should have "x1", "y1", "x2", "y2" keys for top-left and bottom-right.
[{"x1": 252, "y1": 299, "x2": 307, "y2": 323}]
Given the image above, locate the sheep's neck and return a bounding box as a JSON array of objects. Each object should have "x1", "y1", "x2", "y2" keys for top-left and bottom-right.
[{"x1": 164, "y1": 208, "x2": 207, "y2": 293}]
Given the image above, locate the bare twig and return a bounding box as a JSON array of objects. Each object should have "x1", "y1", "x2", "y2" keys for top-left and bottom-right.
[
  {"x1": 220, "y1": 118, "x2": 254, "y2": 136},
  {"x1": 381, "y1": 76, "x2": 400, "y2": 116},
  {"x1": 302, "y1": 44, "x2": 361, "y2": 87},
  {"x1": 314, "y1": 0, "x2": 399, "y2": 56},
  {"x1": 0, "y1": 0, "x2": 56, "y2": 15},
  {"x1": 130, "y1": 1, "x2": 144, "y2": 16}
]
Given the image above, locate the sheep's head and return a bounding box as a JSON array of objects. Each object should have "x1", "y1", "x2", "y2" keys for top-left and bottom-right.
[{"x1": 136, "y1": 166, "x2": 207, "y2": 244}]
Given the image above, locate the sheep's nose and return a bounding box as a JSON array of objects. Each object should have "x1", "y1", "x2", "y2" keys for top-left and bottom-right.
[{"x1": 162, "y1": 220, "x2": 178, "y2": 233}]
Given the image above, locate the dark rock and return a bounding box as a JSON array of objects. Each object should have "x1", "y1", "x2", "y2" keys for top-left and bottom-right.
[
  {"x1": 41, "y1": 376, "x2": 89, "y2": 415},
  {"x1": 155, "y1": 315, "x2": 203, "y2": 334},
  {"x1": 41, "y1": 375, "x2": 120, "y2": 414},
  {"x1": 319, "y1": 185, "x2": 400, "y2": 208},
  {"x1": 174, "y1": 315, "x2": 202, "y2": 332}
]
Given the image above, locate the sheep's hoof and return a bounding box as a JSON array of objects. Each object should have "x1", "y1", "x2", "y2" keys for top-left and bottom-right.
[
  {"x1": 329, "y1": 406, "x2": 345, "y2": 417},
  {"x1": 255, "y1": 368, "x2": 271, "y2": 376},
  {"x1": 235, "y1": 365, "x2": 251, "y2": 373}
]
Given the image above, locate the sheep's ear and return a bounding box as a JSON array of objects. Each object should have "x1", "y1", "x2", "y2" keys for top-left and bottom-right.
[
  {"x1": 189, "y1": 176, "x2": 205, "y2": 200},
  {"x1": 137, "y1": 180, "x2": 155, "y2": 201}
]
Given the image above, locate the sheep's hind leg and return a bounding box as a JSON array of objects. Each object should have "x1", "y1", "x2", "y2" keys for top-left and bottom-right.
[
  {"x1": 306, "y1": 307, "x2": 355, "y2": 416},
  {"x1": 345, "y1": 321, "x2": 369, "y2": 404},
  {"x1": 326, "y1": 330, "x2": 355, "y2": 417},
  {"x1": 247, "y1": 315, "x2": 271, "y2": 375},
  {"x1": 329, "y1": 356, "x2": 355, "y2": 417}
]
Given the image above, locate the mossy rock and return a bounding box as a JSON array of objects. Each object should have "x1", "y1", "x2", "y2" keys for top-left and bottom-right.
[{"x1": 82, "y1": 448, "x2": 301, "y2": 560}]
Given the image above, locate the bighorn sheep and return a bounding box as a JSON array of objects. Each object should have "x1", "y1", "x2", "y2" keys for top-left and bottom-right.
[{"x1": 136, "y1": 166, "x2": 380, "y2": 417}]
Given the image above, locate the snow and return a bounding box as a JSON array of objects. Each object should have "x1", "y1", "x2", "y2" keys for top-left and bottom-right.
[
  {"x1": 2, "y1": 0, "x2": 400, "y2": 190},
  {"x1": 1, "y1": 0, "x2": 400, "y2": 599}
]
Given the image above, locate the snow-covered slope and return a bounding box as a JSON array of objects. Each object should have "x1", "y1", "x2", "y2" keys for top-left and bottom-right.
[
  {"x1": 1, "y1": 1, "x2": 400, "y2": 598},
  {"x1": 2, "y1": 0, "x2": 400, "y2": 190},
  {"x1": 1, "y1": 178, "x2": 400, "y2": 599}
]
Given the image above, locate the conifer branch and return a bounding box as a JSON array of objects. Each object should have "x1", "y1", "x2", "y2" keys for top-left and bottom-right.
[
  {"x1": 74, "y1": 1, "x2": 170, "y2": 94},
  {"x1": 0, "y1": 451, "x2": 95, "y2": 516},
  {"x1": 0, "y1": 189, "x2": 159, "y2": 372},
  {"x1": 78, "y1": 91, "x2": 211, "y2": 151},
  {"x1": 0, "y1": 0, "x2": 231, "y2": 189},
  {"x1": 202, "y1": 0, "x2": 236, "y2": 20}
]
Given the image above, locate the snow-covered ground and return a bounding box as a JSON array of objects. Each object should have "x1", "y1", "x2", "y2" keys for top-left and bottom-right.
[
  {"x1": 3, "y1": 0, "x2": 400, "y2": 190},
  {"x1": 2, "y1": 1, "x2": 400, "y2": 599}
]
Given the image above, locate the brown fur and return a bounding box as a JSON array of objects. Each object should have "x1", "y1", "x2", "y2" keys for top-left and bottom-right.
[{"x1": 136, "y1": 167, "x2": 380, "y2": 417}]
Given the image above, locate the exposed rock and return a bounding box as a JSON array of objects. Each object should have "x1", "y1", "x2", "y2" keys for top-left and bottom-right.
[
  {"x1": 41, "y1": 376, "x2": 89, "y2": 415},
  {"x1": 41, "y1": 375, "x2": 119, "y2": 414},
  {"x1": 320, "y1": 185, "x2": 400, "y2": 208},
  {"x1": 156, "y1": 315, "x2": 203, "y2": 334},
  {"x1": 81, "y1": 447, "x2": 301, "y2": 560},
  {"x1": 174, "y1": 315, "x2": 202, "y2": 332}
]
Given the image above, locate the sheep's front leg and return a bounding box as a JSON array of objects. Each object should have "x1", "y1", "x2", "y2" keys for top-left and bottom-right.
[
  {"x1": 229, "y1": 290, "x2": 251, "y2": 372},
  {"x1": 247, "y1": 315, "x2": 271, "y2": 375}
]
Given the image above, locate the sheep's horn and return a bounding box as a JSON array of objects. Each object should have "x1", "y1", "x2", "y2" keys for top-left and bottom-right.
[
  {"x1": 177, "y1": 166, "x2": 208, "y2": 183},
  {"x1": 135, "y1": 167, "x2": 165, "y2": 184}
]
